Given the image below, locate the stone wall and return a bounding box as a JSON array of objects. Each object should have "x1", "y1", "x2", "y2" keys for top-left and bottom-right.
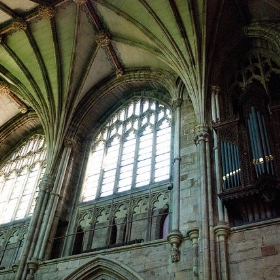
[
  {"x1": 0, "y1": 239, "x2": 193, "y2": 280},
  {"x1": 228, "y1": 220, "x2": 280, "y2": 280}
]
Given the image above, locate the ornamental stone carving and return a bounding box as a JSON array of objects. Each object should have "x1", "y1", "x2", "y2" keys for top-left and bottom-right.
[
  {"x1": 38, "y1": 6, "x2": 56, "y2": 19},
  {"x1": 116, "y1": 68, "x2": 124, "y2": 77},
  {"x1": 167, "y1": 229, "x2": 184, "y2": 262},
  {"x1": 64, "y1": 138, "x2": 76, "y2": 148},
  {"x1": 19, "y1": 105, "x2": 28, "y2": 114},
  {"x1": 39, "y1": 174, "x2": 54, "y2": 192},
  {"x1": 11, "y1": 18, "x2": 27, "y2": 31},
  {"x1": 95, "y1": 30, "x2": 111, "y2": 46},
  {"x1": 153, "y1": 193, "x2": 169, "y2": 209},
  {"x1": 0, "y1": 81, "x2": 10, "y2": 95},
  {"x1": 172, "y1": 98, "x2": 183, "y2": 108},
  {"x1": 211, "y1": 85, "x2": 221, "y2": 95},
  {"x1": 79, "y1": 212, "x2": 92, "y2": 230},
  {"x1": 133, "y1": 199, "x2": 148, "y2": 214}
]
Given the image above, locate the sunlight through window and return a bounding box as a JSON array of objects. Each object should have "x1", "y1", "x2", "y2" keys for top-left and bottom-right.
[
  {"x1": 0, "y1": 134, "x2": 46, "y2": 224},
  {"x1": 82, "y1": 97, "x2": 172, "y2": 202}
]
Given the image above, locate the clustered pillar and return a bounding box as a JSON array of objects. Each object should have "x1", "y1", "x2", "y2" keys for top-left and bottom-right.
[
  {"x1": 14, "y1": 138, "x2": 75, "y2": 280},
  {"x1": 195, "y1": 123, "x2": 212, "y2": 279},
  {"x1": 167, "y1": 86, "x2": 184, "y2": 262}
]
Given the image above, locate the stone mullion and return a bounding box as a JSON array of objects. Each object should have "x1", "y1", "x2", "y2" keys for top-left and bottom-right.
[
  {"x1": 105, "y1": 199, "x2": 114, "y2": 246},
  {"x1": 124, "y1": 194, "x2": 133, "y2": 243},
  {"x1": 113, "y1": 117, "x2": 126, "y2": 194},
  {"x1": 86, "y1": 204, "x2": 97, "y2": 251},
  {"x1": 113, "y1": 140, "x2": 124, "y2": 194},
  {"x1": 131, "y1": 102, "x2": 143, "y2": 189},
  {"x1": 0, "y1": 231, "x2": 8, "y2": 266},
  {"x1": 150, "y1": 103, "x2": 159, "y2": 184},
  {"x1": 96, "y1": 140, "x2": 109, "y2": 198},
  {"x1": 11, "y1": 168, "x2": 30, "y2": 221},
  {"x1": 4, "y1": 174, "x2": 18, "y2": 222},
  {"x1": 145, "y1": 188, "x2": 153, "y2": 241},
  {"x1": 25, "y1": 164, "x2": 44, "y2": 218}
]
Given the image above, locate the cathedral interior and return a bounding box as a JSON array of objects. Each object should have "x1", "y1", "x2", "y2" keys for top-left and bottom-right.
[{"x1": 0, "y1": 0, "x2": 280, "y2": 279}]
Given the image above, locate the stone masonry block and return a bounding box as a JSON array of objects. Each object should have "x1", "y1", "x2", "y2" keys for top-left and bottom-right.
[{"x1": 261, "y1": 245, "x2": 276, "y2": 257}]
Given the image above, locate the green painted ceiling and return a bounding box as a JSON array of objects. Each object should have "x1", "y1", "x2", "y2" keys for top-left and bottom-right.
[{"x1": 0, "y1": 0, "x2": 279, "y2": 165}]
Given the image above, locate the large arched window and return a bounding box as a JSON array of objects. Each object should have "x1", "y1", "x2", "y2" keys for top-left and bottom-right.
[
  {"x1": 0, "y1": 134, "x2": 46, "y2": 224},
  {"x1": 82, "y1": 97, "x2": 172, "y2": 202}
]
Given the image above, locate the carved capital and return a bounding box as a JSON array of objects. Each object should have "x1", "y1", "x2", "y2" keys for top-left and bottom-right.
[
  {"x1": 211, "y1": 85, "x2": 221, "y2": 95},
  {"x1": 64, "y1": 138, "x2": 75, "y2": 148},
  {"x1": 19, "y1": 106, "x2": 28, "y2": 114},
  {"x1": 172, "y1": 98, "x2": 183, "y2": 108},
  {"x1": 0, "y1": 81, "x2": 10, "y2": 95},
  {"x1": 95, "y1": 30, "x2": 111, "y2": 46},
  {"x1": 39, "y1": 174, "x2": 54, "y2": 192},
  {"x1": 38, "y1": 6, "x2": 56, "y2": 19},
  {"x1": 194, "y1": 123, "x2": 209, "y2": 143},
  {"x1": 11, "y1": 18, "x2": 27, "y2": 31},
  {"x1": 167, "y1": 229, "x2": 184, "y2": 262}
]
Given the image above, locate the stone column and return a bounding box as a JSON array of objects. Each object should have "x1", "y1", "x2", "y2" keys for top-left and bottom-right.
[
  {"x1": 195, "y1": 123, "x2": 211, "y2": 279},
  {"x1": 167, "y1": 97, "x2": 183, "y2": 262},
  {"x1": 188, "y1": 228, "x2": 199, "y2": 280},
  {"x1": 15, "y1": 174, "x2": 53, "y2": 280},
  {"x1": 214, "y1": 223, "x2": 230, "y2": 280},
  {"x1": 211, "y1": 86, "x2": 224, "y2": 222},
  {"x1": 206, "y1": 134, "x2": 217, "y2": 280},
  {"x1": 36, "y1": 138, "x2": 74, "y2": 260}
]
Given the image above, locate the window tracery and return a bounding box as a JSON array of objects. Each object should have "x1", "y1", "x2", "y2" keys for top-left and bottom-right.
[
  {"x1": 0, "y1": 134, "x2": 46, "y2": 224},
  {"x1": 82, "y1": 97, "x2": 172, "y2": 202}
]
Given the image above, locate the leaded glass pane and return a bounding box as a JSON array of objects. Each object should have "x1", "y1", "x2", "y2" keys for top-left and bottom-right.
[
  {"x1": 81, "y1": 97, "x2": 171, "y2": 202},
  {"x1": 0, "y1": 134, "x2": 46, "y2": 224}
]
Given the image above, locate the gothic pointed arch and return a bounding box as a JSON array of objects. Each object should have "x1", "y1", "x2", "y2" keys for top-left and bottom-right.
[{"x1": 63, "y1": 256, "x2": 144, "y2": 280}]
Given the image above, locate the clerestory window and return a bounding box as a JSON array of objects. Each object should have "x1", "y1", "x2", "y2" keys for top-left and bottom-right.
[
  {"x1": 0, "y1": 134, "x2": 46, "y2": 224},
  {"x1": 81, "y1": 97, "x2": 172, "y2": 202}
]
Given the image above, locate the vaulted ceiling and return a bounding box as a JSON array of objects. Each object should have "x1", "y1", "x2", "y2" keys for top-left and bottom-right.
[{"x1": 0, "y1": 0, "x2": 279, "y2": 163}]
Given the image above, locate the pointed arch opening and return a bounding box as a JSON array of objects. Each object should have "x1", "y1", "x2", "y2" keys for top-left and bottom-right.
[{"x1": 63, "y1": 256, "x2": 144, "y2": 280}]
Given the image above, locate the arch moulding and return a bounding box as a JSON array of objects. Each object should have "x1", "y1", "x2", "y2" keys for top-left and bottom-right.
[{"x1": 63, "y1": 256, "x2": 144, "y2": 280}]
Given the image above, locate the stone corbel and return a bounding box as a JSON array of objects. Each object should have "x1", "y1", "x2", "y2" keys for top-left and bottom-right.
[
  {"x1": 214, "y1": 223, "x2": 231, "y2": 280},
  {"x1": 167, "y1": 229, "x2": 184, "y2": 262},
  {"x1": 187, "y1": 228, "x2": 199, "y2": 280}
]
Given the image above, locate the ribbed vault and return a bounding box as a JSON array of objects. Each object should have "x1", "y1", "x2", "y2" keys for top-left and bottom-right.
[{"x1": 0, "y1": 0, "x2": 279, "y2": 165}]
